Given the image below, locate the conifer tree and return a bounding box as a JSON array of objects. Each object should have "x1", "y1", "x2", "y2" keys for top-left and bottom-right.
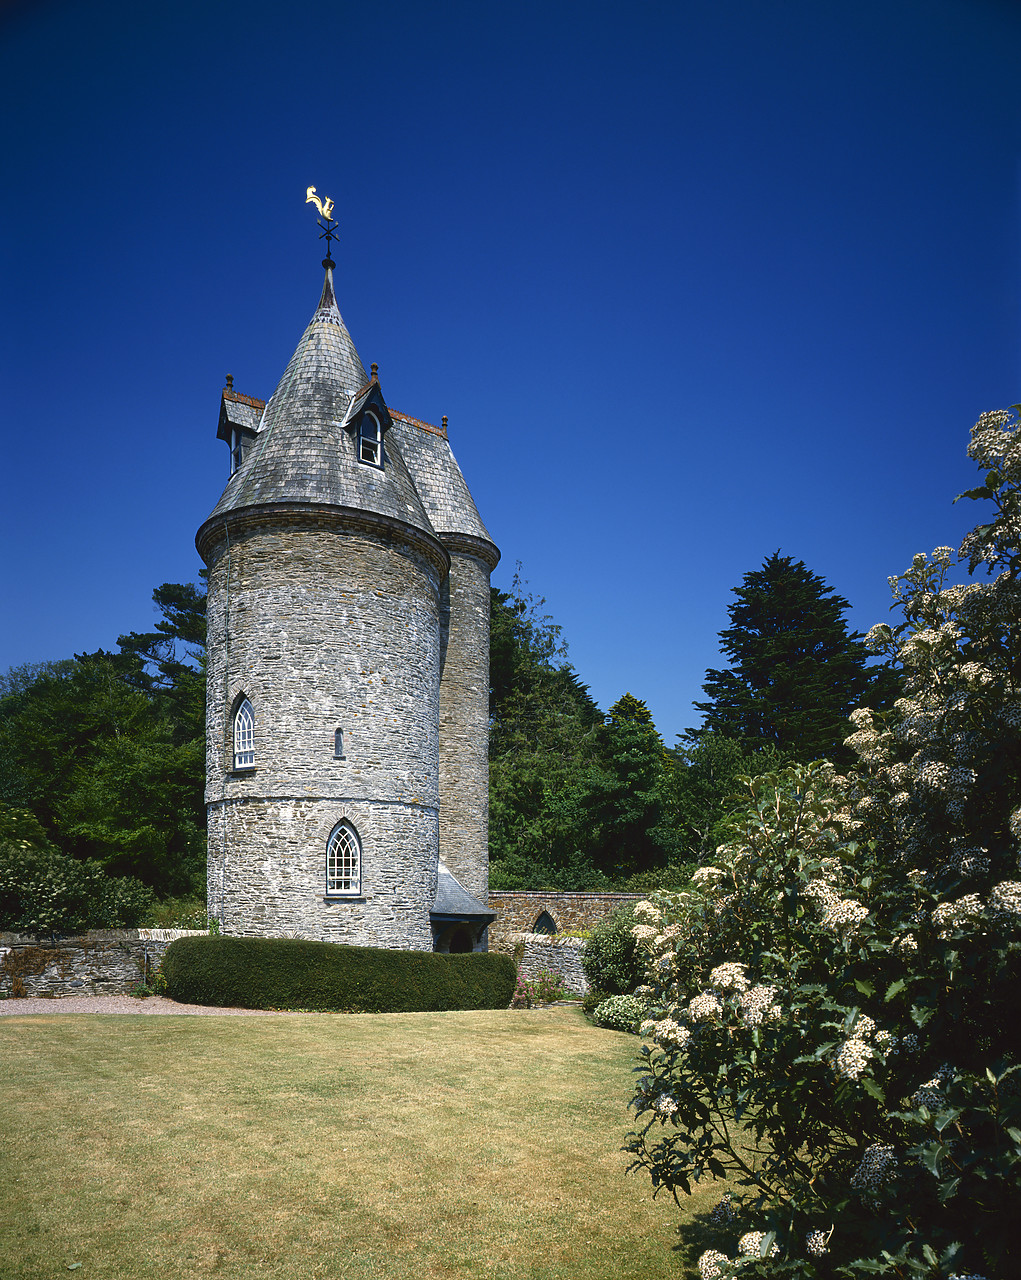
[{"x1": 692, "y1": 552, "x2": 895, "y2": 763}]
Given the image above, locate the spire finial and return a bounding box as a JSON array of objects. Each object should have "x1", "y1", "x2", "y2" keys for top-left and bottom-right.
[
  {"x1": 371, "y1": 362, "x2": 379, "y2": 380},
  {"x1": 306, "y1": 185, "x2": 339, "y2": 267},
  {"x1": 225, "y1": 374, "x2": 234, "y2": 390},
  {"x1": 441, "y1": 415, "x2": 448, "y2": 434}
]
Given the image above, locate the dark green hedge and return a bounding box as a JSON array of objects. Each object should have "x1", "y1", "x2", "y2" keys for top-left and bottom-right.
[{"x1": 161, "y1": 935, "x2": 517, "y2": 1012}]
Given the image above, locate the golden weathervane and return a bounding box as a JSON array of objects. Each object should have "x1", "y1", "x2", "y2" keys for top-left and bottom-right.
[{"x1": 305, "y1": 185, "x2": 335, "y2": 222}]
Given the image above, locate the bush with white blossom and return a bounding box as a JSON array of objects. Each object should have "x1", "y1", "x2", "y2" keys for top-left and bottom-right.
[{"x1": 625, "y1": 410, "x2": 1021, "y2": 1279}]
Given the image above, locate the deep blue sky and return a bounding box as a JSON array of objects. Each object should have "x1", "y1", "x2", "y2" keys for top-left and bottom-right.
[{"x1": 2, "y1": 0, "x2": 1020, "y2": 743}]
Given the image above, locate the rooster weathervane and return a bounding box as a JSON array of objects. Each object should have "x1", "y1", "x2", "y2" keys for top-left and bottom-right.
[{"x1": 306, "y1": 185, "x2": 338, "y2": 262}]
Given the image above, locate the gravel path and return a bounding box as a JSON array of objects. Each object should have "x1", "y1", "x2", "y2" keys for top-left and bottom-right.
[{"x1": 0, "y1": 994, "x2": 331, "y2": 1016}]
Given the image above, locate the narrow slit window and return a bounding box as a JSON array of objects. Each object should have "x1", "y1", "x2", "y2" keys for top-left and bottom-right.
[
  {"x1": 326, "y1": 821, "x2": 361, "y2": 896},
  {"x1": 334, "y1": 728, "x2": 345, "y2": 758},
  {"x1": 358, "y1": 412, "x2": 383, "y2": 467},
  {"x1": 233, "y1": 698, "x2": 255, "y2": 770}
]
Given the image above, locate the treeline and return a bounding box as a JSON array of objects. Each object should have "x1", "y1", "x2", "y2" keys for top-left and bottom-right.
[
  {"x1": 0, "y1": 554, "x2": 897, "y2": 908},
  {"x1": 0, "y1": 583, "x2": 207, "y2": 915},
  {"x1": 488, "y1": 555, "x2": 897, "y2": 891}
]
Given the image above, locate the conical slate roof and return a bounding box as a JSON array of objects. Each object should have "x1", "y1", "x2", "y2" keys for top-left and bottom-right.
[{"x1": 205, "y1": 265, "x2": 434, "y2": 535}]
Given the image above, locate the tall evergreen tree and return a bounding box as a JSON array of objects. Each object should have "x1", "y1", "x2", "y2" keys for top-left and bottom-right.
[
  {"x1": 585, "y1": 693, "x2": 673, "y2": 878},
  {"x1": 692, "y1": 552, "x2": 897, "y2": 763}
]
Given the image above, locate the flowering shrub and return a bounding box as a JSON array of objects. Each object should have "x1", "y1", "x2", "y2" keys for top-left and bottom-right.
[
  {"x1": 582, "y1": 902, "x2": 644, "y2": 995},
  {"x1": 593, "y1": 992, "x2": 647, "y2": 1032},
  {"x1": 510, "y1": 967, "x2": 569, "y2": 1008},
  {"x1": 625, "y1": 410, "x2": 1021, "y2": 1279},
  {"x1": 0, "y1": 824, "x2": 153, "y2": 936}
]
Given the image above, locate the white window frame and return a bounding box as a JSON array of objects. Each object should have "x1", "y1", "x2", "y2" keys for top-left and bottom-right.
[
  {"x1": 326, "y1": 821, "x2": 361, "y2": 896},
  {"x1": 358, "y1": 411, "x2": 383, "y2": 467},
  {"x1": 233, "y1": 697, "x2": 255, "y2": 770}
]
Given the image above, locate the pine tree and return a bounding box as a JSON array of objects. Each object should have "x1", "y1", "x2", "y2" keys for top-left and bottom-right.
[{"x1": 692, "y1": 553, "x2": 896, "y2": 763}]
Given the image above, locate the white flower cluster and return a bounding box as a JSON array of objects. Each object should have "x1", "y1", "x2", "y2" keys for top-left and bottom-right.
[
  {"x1": 933, "y1": 893, "x2": 986, "y2": 938},
  {"x1": 698, "y1": 1249, "x2": 731, "y2": 1279},
  {"x1": 805, "y1": 1229, "x2": 830, "y2": 1257},
  {"x1": 989, "y1": 881, "x2": 1021, "y2": 917},
  {"x1": 895, "y1": 932, "x2": 918, "y2": 953},
  {"x1": 850, "y1": 1143, "x2": 897, "y2": 1195},
  {"x1": 634, "y1": 899, "x2": 662, "y2": 923},
  {"x1": 739, "y1": 983, "x2": 781, "y2": 1027},
  {"x1": 947, "y1": 1272, "x2": 989, "y2": 1280},
  {"x1": 632, "y1": 923, "x2": 658, "y2": 944},
  {"x1": 691, "y1": 865, "x2": 726, "y2": 887},
  {"x1": 835, "y1": 1037, "x2": 873, "y2": 1080},
  {"x1": 706, "y1": 1193, "x2": 739, "y2": 1227},
  {"x1": 688, "y1": 991, "x2": 723, "y2": 1022},
  {"x1": 834, "y1": 1012, "x2": 891, "y2": 1080},
  {"x1": 939, "y1": 845, "x2": 990, "y2": 878},
  {"x1": 709, "y1": 962, "x2": 749, "y2": 992},
  {"x1": 911, "y1": 1064, "x2": 952, "y2": 1112},
  {"x1": 653, "y1": 1093, "x2": 678, "y2": 1117},
  {"x1": 804, "y1": 879, "x2": 869, "y2": 936},
  {"x1": 648, "y1": 1018, "x2": 691, "y2": 1050},
  {"x1": 738, "y1": 1231, "x2": 778, "y2": 1258}
]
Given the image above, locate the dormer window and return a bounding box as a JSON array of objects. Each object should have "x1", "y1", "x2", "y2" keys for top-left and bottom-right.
[
  {"x1": 358, "y1": 412, "x2": 383, "y2": 468},
  {"x1": 231, "y1": 429, "x2": 246, "y2": 474}
]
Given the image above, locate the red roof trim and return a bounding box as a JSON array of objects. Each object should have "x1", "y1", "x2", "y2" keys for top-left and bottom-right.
[
  {"x1": 390, "y1": 409, "x2": 447, "y2": 438},
  {"x1": 223, "y1": 389, "x2": 266, "y2": 410}
]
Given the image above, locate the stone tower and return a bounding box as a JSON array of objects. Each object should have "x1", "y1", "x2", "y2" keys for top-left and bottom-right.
[{"x1": 196, "y1": 251, "x2": 499, "y2": 951}]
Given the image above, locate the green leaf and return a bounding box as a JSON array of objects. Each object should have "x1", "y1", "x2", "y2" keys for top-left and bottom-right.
[
  {"x1": 854, "y1": 979, "x2": 875, "y2": 997},
  {"x1": 863, "y1": 1078, "x2": 885, "y2": 1103},
  {"x1": 884, "y1": 979, "x2": 906, "y2": 1002}
]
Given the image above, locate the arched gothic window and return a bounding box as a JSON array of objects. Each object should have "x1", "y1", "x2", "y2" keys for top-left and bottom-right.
[
  {"x1": 532, "y1": 910, "x2": 557, "y2": 935},
  {"x1": 326, "y1": 821, "x2": 361, "y2": 896},
  {"x1": 233, "y1": 697, "x2": 255, "y2": 770},
  {"x1": 358, "y1": 411, "x2": 383, "y2": 467}
]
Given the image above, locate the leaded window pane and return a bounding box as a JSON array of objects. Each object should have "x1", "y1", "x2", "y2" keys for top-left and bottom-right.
[
  {"x1": 233, "y1": 698, "x2": 255, "y2": 769},
  {"x1": 327, "y1": 823, "x2": 361, "y2": 895}
]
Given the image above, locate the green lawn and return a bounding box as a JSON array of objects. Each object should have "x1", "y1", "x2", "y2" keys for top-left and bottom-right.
[{"x1": 0, "y1": 1005, "x2": 720, "y2": 1280}]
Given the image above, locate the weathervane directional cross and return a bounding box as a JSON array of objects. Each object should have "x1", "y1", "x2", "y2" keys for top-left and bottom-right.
[{"x1": 306, "y1": 185, "x2": 338, "y2": 264}]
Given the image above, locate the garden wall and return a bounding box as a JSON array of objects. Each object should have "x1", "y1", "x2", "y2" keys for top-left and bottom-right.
[
  {"x1": 488, "y1": 891, "x2": 641, "y2": 950},
  {"x1": 512, "y1": 932, "x2": 589, "y2": 995},
  {"x1": 0, "y1": 930, "x2": 207, "y2": 998}
]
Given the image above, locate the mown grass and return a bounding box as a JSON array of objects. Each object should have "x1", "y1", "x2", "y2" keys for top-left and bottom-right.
[{"x1": 0, "y1": 1006, "x2": 722, "y2": 1280}]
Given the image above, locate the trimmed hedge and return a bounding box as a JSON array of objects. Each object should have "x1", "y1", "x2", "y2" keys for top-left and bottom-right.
[{"x1": 161, "y1": 935, "x2": 517, "y2": 1013}]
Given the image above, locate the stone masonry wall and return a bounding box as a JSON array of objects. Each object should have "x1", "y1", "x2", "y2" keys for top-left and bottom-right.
[
  {"x1": 0, "y1": 930, "x2": 206, "y2": 998},
  {"x1": 514, "y1": 933, "x2": 589, "y2": 994},
  {"x1": 437, "y1": 548, "x2": 492, "y2": 901},
  {"x1": 203, "y1": 516, "x2": 443, "y2": 945},
  {"x1": 488, "y1": 892, "x2": 643, "y2": 950}
]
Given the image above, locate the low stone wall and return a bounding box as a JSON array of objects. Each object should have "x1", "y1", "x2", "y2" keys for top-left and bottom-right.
[
  {"x1": 0, "y1": 930, "x2": 207, "y2": 998},
  {"x1": 488, "y1": 891, "x2": 642, "y2": 950},
  {"x1": 513, "y1": 932, "x2": 589, "y2": 995}
]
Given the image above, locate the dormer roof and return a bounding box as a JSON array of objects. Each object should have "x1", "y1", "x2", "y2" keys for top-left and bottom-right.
[{"x1": 217, "y1": 387, "x2": 265, "y2": 444}]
